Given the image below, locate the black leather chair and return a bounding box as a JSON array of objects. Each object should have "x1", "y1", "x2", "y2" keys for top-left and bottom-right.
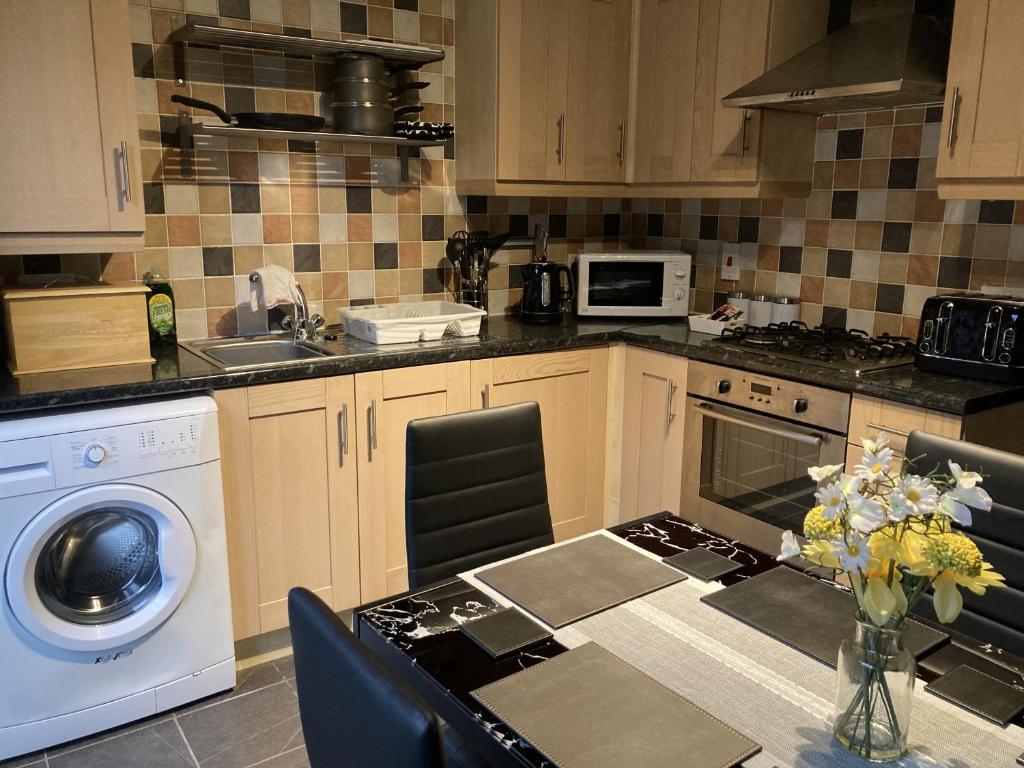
[
  {"x1": 405, "y1": 401, "x2": 555, "y2": 589},
  {"x1": 288, "y1": 587, "x2": 490, "y2": 768},
  {"x1": 905, "y1": 431, "x2": 1024, "y2": 657}
]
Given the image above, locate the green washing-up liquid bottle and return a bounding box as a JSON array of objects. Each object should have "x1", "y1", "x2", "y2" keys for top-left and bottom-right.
[{"x1": 144, "y1": 269, "x2": 177, "y2": 346}]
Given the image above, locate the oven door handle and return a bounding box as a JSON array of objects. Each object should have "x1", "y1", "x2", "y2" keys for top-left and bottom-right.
[{"x1": 694, "y1": 402, "x2": 824, "y2": 448}]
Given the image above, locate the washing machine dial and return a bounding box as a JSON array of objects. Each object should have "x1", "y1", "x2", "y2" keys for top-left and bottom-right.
[{"x1": 83, "y1": 443, "x2": 107, "y2": 467}]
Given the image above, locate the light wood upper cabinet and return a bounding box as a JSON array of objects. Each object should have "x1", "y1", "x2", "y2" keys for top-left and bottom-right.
[
  {"x1": 355, "y1": 363, "x2": 472, "y2": 602},
  {"x1": 937, "y1": 0, "x2": 1024, "y2": 198},
  {"x1": 631, "y1": 0, "x2": 701, "y2": 184},
  {"x1": 690, "y1": 0, "x2": 769, "y2": 182},
  {"x1": 619, "y1": 349, "x2": 688, "y2": 522},
  {"x1": 471, "y1": 349, "x2": 609, "y2": 542},
  {"x1": 0, "y1": 0, "x2": 144, "y2": 254},
  {"x1": 214, "y1": 378, "x2": 360, "y2": 641},
  {"x1": 496, "y1": 0, "x2": 571, "y2": 181},
  {"x1": 565, "y1": 0, "x2": 633, "y2": 182}
]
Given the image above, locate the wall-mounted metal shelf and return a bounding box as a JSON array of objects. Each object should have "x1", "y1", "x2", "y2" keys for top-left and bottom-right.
[
  {"x1": 169, "y1": 23, "x2": 444, "y2": 77},
  {"x1": 178, "y1": 120, "x2": 446, "y2": 181}
]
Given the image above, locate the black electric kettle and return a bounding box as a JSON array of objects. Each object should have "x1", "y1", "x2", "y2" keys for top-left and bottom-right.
[{"x1": 520, "y1": 226, "x2": 574, "y2": 325}]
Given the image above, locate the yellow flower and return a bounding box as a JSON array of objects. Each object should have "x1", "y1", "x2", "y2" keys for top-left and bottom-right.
[
  {"x1": 804, "y1": 505, "x2": 843, "y2": 541},
  {"x1": 860, "y1": 576, "x2": 907, "y2": 626},
  {"x1": 801, "y1": 539, "x2": 840, "y2": 569},
  {"x1": 908, "y1": 532, "x2": 1005, "y2": 623}
]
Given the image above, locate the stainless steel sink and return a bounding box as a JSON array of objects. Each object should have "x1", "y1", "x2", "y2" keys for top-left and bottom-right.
[{"x1": 182, "y1": 337, "x2": 334, "y2": 370}]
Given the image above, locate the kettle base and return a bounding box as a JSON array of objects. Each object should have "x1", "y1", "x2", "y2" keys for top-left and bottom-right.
[{"x1": 518, "y1": 310, "x2": 565, "y2": 325}]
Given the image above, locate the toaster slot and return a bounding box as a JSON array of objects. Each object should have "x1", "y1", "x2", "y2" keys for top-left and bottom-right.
[
  {"x1": 935, "y1": 300, "x2": 955, "y2": 355},
  {"x1": 982, "y1": 305, "x2": 1004, "y2": 362}
]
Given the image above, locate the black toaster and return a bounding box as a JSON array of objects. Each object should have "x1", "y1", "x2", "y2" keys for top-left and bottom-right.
[{"x1": 916, "y1": 292, "x2": 1024, "y2": 383}]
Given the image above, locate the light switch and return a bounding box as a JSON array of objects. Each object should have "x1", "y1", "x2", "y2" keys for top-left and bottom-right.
[{"x1": 721, "y1": 243, "x2": 740, "y2": 282}]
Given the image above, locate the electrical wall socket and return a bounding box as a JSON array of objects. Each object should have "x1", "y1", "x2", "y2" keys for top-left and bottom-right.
[{"x1": 721, "y1": 243, "x2": 740, "y2": 282}]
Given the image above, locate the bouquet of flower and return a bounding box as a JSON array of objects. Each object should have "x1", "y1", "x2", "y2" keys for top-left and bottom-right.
[
  {"x1": 778, "y1": 432, "x2": 1005, "y2": 760},
  {"x1": 778, "y1": 431, "x2": 1004, "y2": 626}
]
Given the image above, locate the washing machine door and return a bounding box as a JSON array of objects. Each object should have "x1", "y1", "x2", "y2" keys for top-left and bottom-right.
[{"x1": 5, "y1": 483, "x2": 196, "y2": 653}]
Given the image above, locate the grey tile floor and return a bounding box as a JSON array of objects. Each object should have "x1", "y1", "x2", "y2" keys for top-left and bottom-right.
[{"x1": 2, "y1": 656, "x2": 309, "y2": 768}]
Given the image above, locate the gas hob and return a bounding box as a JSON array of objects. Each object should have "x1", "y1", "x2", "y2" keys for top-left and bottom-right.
[{"x1": 706, "y1": 322, "x2": 916, "y2": 375}]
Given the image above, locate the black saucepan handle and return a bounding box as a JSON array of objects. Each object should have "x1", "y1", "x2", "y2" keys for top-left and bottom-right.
[
  {"x1": 390, "y1": 81, "x2": 429, "y2": 97},
  {"x1": 170, "y1": 94, "x2": 234, "y2": 125},
  {"x1": 393, "y1": 105, "x2": 425, "y2": 119}
]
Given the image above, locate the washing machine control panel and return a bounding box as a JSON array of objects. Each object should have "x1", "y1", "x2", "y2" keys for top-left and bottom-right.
[{"x1": 52, "y1": 415, "x2": 204, "y2": 486}]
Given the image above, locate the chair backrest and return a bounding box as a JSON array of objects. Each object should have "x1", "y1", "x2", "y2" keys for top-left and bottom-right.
[
  {"x1": 405, "y1": 401, "x2": 555, "y2": 589},
  {"x1": 287, "y1": 587, "x2": 447, "y2": 768},
  {"x1": 905, "y1": 431, "x2": 1024, "y2": 657}
]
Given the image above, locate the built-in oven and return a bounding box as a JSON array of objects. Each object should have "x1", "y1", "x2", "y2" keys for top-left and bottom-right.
[{"x1": 682, "y1": 361, "x2": 851, "y2": 553}]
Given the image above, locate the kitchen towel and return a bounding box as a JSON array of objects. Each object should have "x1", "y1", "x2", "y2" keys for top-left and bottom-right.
[{"x1": 249, "y1": 265, "x2": 300, "y2": 311}]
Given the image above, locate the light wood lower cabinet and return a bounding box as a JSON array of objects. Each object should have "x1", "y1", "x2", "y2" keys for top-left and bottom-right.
[
  {"x1": 354, "y1": 363, "x2": 472, "y2": 603},
  {"x1": 619, "y1": 349, "x2": 688, "y2": 522},
  {"x1": 471, "y1": 348, "x2": 609, "y2": 542},
  {"x1": 215, "y1": 378, "x2": 359, "y2": 641}
]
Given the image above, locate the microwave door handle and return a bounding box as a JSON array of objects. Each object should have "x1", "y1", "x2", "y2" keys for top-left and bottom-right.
[{"x1": 695, "y1": 402, "x2": 824, "y2": 448}]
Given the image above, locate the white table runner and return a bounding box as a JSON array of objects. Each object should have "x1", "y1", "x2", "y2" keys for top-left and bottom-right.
[{"x1": 461, "y1": 531, "x2": 1024, "y2": 767}]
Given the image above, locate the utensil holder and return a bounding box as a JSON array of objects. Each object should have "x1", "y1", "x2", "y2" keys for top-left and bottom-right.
[{"x1": 458, "y1": 272, "x2": 489, "y2": 310}]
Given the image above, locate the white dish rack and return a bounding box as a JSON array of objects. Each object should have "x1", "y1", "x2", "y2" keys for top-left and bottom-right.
[{"x1": 340, "y1": 301, "x2": 487, "y2": 344}]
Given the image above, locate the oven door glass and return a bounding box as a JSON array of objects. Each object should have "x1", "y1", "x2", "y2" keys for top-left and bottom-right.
[
  {"x1": 694, "y1": 400, "x2": 846, "y2": 533},
  {"x1": 587, "y1": 261, "x2": 664, "y2": 307}
]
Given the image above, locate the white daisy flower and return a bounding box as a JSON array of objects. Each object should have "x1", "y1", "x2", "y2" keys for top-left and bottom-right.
[
  {"x1": 888, "y1": 475, "x2": 939, "y2": 521},
  {"x1": 840, "y1": 472, "x2": 865, "y2": 497},
  {"x1": 777, "y1": 530, "x2": 801, "y2": 561},
  {"x1": 808, "y1": 463, "x2": 844, "y2": 483},
  {"x1": 950, "y1": 483, "x2": 992, "y2": 513},
  {"x1": 815, "y1": 481, "x2": 845, "y2": 519},
  {"x1": 832, "y1": 531, "x2": 872, "y2": 572},
  {"x1": 855, "y1": 446, "x2": 895, "y2": 481}
]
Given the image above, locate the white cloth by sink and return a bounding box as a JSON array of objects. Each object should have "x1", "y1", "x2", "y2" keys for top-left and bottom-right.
[{"x1": 249, "y1": 265, "x2": 300, "y2": 312}]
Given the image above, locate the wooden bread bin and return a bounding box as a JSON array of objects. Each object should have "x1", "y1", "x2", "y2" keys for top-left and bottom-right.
[{"x1": 2, "y1": 282, "x2": 154, "y2": 375}]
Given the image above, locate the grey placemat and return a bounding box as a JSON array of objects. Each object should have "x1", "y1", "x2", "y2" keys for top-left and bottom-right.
[
  {"x1": 700, "y1": 566, "x2": 948, "y2": 667},
  {"x1": 472, "y1": 642, "x2": 761, "y2": 768},
  {"x1": 461, "y1": 608, "x2": 552, "y2": 658},
  {"x1": 475, "y1": 535, "x2": 685, "y2": 628},
  {"x1": 926, "y1": 665, "x2": 1024, "y2": 725},
  {"x1": 663, "y1": 548, "x2": 743, "y2": 582}
]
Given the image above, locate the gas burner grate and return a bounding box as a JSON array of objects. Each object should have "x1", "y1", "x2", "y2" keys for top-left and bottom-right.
[{"x1": 712, "y1": 323, "x2": 916, "y2": 373}]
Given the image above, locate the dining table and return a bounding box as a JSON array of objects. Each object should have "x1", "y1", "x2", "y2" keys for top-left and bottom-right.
[{"x1": 353, "y1": 512, "x2": 1024, "y2": 767}]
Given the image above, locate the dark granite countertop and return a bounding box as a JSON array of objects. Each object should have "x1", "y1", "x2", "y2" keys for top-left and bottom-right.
[{"x1": 1, "y1": 316, "x2": 1021, "y2": 416}]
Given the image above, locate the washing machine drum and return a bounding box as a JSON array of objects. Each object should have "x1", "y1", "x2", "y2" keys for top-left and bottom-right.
[{"x1": 6, "y1": 484, "x2": 197, "y2": 653}]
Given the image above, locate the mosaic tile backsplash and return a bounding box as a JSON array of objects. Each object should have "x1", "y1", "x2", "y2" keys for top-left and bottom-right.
[{"x1": 1, "y1": 0, "x2": 1022, "y2": 341}]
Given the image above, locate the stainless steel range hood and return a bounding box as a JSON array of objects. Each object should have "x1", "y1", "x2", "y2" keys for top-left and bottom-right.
[{"x1": 722, "y1": 11, "x2": 950, "y2": 114}]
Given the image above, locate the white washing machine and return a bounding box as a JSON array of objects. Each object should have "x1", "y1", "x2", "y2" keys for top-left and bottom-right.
[{"x1": 0, "y1": 395, "x2": 235, "y2": 760}]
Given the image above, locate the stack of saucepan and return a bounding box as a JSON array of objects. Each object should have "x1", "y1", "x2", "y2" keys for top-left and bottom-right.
[{"x1": 332, "y1": 54, "x2": 428, "y2": 136}]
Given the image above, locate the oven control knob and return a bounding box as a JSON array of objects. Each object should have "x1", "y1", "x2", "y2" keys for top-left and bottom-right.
[
  {"x1": 673, "y1": 289, "x2": 684, "y2": 300},
  {"x1": 716, "y1": 379, "x2": 731, "y2": 395},
  {"x1": 793, "y1": 398, "x2": 809, "y2": 414},
  {"x1": 83, "y1": 443, "x2": 106, "y2": 467}
]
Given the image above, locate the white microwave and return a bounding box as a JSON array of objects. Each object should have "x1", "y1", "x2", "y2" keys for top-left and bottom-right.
[{"x1": 574, "y1": 251, "x2": 691, "y2": 318}]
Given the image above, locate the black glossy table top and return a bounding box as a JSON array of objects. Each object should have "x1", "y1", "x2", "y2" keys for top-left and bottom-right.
[
  {"x1": 353, "y1": 513, "x2": 1024, "y2": 768},
  {"x1": 2, "y1": 316, "x2": 1021, "y2": 415}
]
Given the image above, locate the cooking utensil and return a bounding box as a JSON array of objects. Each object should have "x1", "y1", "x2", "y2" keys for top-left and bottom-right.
[
  {"x1": 170, "y1": 95, "x2": 325, "y2": 132},
  {"x1": 332, "y1": 77, "x2": 391, "y2": 104},
  {"x1": 331, "y1": 103, "x2": 423, "y2": 136},
  {"x1": 390, "y1": 81, "x2": 429, "y2": 98},
  {"x1": 335, "y1": 54, "x2": 389, "y2": 83},
  {"x1": 394, "y1": 121, "x2": 454, "y2": 139}
]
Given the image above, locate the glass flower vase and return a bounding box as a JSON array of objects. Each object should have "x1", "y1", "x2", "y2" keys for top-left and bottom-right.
[{"x1": 833, "y1": 619, "x2": 915, "y2": 762}]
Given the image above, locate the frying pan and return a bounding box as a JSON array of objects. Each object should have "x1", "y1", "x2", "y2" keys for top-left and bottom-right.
[{"x1": 171, "y1": 94, "x2": 325, "y2": 132}]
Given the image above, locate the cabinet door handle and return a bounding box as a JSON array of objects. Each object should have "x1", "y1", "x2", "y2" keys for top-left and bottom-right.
[
  {"x1": 617, "y1": 119, "x2": 625, "y2": 166},
  {"x1": 481, "y1": 383, "x2": 490, "y2": 409},
  {"x1": 367, "y1": 399, "x2": 378, "y2": 460},
  {"x1": 865, "y1": 422, "x2": 910, "y2": 438},
  {"x1": 338, "y1": 404, "x2": 349, "y2": 465},
  {"x1": 665, "y1": 378, "x2": 678, "y2": 429},
  {"x1": 556, "y1": 114, "x2": 565, "y2": 164},
  {"x1": 738, "y1": 111, "x2": 750, "y2": 159},
  {"x1": 946, "y1": 85, "x2": 960, "y2": 149},
  {"x1": 119, "y1": 141, "x2": 133, "y2": 204}
]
